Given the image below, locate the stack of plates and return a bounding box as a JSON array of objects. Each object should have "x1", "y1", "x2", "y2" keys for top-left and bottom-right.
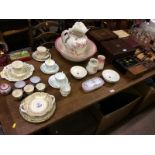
[{"x1": 19, "y1": 92, "x2": 56, "y2": 123}]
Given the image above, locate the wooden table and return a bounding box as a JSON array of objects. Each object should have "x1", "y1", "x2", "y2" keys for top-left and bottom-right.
[{"x1": 1, "y1": 47, "x2": 155, "y2": 135}]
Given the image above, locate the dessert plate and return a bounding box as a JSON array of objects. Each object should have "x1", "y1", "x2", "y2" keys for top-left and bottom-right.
[
  {"x1": 55, "y1": 37, "x2": 97, "y2": 62},
  {"x1": 102, "y1": 69, "x2": 120, "y2": 83},
  {"x1": 40, "y1": 63, "x2": 59, "y2": 74}
]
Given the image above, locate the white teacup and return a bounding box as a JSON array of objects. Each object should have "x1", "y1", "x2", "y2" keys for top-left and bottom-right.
[
  {"x1": 11, "y1": 60, "x2": 24, "y2": 74},
  {"x1": 36, "y1": 46, "x2": 49, "y2": 57},
  {"x1": 55, "y1": 72, "x2": 67, "y2": 87},
  {"x1": 45, "y1": 59, "x2": 56, "y2": 70}
]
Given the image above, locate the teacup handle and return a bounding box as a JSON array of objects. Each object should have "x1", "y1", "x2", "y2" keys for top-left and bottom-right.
[{"x1": 61, "y1": 30, "x2": 69, "y2": 43}]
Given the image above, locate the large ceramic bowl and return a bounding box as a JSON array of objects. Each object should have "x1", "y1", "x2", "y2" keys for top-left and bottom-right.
[{"x1": 55, "y1": 37, "x2": 97, "y2": 62}]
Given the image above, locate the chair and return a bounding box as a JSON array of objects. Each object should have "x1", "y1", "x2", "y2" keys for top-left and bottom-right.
[{"x1": 29, "y1": 20, "x2": 60, "y2": 50}]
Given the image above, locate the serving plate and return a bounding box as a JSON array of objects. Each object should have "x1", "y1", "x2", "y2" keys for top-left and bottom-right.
[
  {"x1": 20, "y1": 104, "x2": 56, "y2": 123},
  {"x1": 20, "y1": 92, "x2": 55, "y2": 117},
  {"x1": 55, "y1": 37, "x2": 97, "y2": 62}
]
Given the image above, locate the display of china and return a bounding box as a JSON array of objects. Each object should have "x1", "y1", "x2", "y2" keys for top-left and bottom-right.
[
  {"x1": 12, "y1": 89, "x2": 23, "y2": 100},
  {"x1": 40, "y1": 58, "x2": 59, "y2": 74},
  {"x1": 70, "y1": 66, "x2": 87, "y2": 79},
  {"x1": 60, "y1": 82, "x2": 71, "y2": 97},
  {"x1": 14, "y1": 81, "x2": 26, "y2": 89},
  {"x1": 86, "y1": 58, "x2": 99, "y2": 74},
  {"x1": 30, "y1": 76, "x2": 41, "y2": 84},
  {"x1": 102, "y1": 69, "x2": 120, "y2": 83},
  {"x1": 97, "y1": 55, "x2": 106, "y2": 71},
  {"x1": 61, "y1": 22, "x2": 89, "y2": 55},
  {"x1": 0, "y1": 60, "x2": 34, "y2": 82},
  {"x1": 32, "y1": 46, "x2": 51, "y2": 61},
  {"x1": 19, "y1": 92, "x2": 56, "y2": 123},
  {"x1": 36, "y1": 83, "x2": 46, "y2": 92},
  {"x1": 0, "y1": 83, "x2": 11, "y2": 95},
  {"x1": 24, "y1": 84, "x2": 34, "y2": 95},
  {"x1": 55, "y1": 22, "x2": 97, "y2": 62},
  {"x1": 48, "y1": 72, "x2": 69, "y2": 89}
]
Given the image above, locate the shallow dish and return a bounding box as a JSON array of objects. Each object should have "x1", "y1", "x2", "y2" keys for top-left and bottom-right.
[
  {"x1": 102, "y1": 69, "x2": 120, "y2": 83},
  {"x1": 70, "y1": 66, "x2": 87, "y2": 79}
]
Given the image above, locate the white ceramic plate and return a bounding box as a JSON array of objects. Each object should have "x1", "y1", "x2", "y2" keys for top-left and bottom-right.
[
  {"x1": 40, "y1": 63, "x2": 59, "y2": 74},
  {"x1": 70, "y1": 66, "x2": 87, "y2": 79},
  {"x1": 102, "y1": 69, "x2": 120, "y2": 83}
]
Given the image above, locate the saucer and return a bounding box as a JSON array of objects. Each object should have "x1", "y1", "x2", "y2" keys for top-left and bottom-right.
[
  {"x1": 48, "y1": 75, "x2": 68, "y2": 89},
  {"x1": 32, "y1": 52, "x2": 51, "y2": 62},
  {"x1": 102, "y1": 69, "x2": 120, "y2": 83},
  {"x1": 40, "y1": 63, "x2": 59, "y2": 74}
]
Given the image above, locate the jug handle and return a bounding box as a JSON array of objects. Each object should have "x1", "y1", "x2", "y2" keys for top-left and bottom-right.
[{"x1": 61, "y1": 30, "x2": 69, "y2": 43}]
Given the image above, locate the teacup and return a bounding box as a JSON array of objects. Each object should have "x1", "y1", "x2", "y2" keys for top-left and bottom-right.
[
  {"x1": 11, "y1": 60, "x2": 24, "y2": 74},
  {"x1": 45, "y1": 59, "x2": 57, "y2": 70},
  {"x1": 55, "y1": 72, "x2": 67, "y2": 87},
  {"x1": 36, "y1": 46, "x2": 49, "y2": 57}
]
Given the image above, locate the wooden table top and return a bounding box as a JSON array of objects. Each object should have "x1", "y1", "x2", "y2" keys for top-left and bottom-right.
[{"x1": 1, "y1": 47, "x2": 155, "y2": 135}]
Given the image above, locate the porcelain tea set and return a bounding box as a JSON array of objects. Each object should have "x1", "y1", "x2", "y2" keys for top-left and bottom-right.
[{"x1": 0, "y1": 21, "x2": 121, "y2": 123}]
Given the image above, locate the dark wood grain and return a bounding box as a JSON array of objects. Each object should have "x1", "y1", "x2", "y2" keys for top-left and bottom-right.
[{"x1": 0, "y1": 47, "x2": 155, "y2": 135}]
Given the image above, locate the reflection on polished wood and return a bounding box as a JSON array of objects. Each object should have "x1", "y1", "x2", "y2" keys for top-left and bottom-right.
[{"x1": 0, "y1": 47, "x2": 155, "y2": 135}]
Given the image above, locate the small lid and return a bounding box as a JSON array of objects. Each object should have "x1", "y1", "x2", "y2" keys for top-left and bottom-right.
[
  {"x1": 36, "y1": 83, "x2": 46, "y2": 91},
  {"x1": 24, "y1": 84, "x2": 34, "y2": 93},
  {"x1": 30, "y1": 76, "x2": 41, "y2": 84},
  {"x1": 12, "y1": 89, "x2": 23, "y2": 98},
  {"x1": 14, "y1": 81, "x2": 26, "y2": 89},
  {"x1": 0, "y1": 83, "x2": 10, "y2": 90}
]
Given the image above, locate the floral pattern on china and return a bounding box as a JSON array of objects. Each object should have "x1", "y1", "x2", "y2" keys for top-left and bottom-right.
[
  {"x1": 61, "y1": 22, "x2": 89, "y2": 55},
  {"x1": 0, "y1": 60, "x2": 34, "y2": 82}
]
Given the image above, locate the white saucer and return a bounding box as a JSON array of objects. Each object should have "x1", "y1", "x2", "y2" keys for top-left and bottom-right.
[
  {"x1": 40, "y1": 63, "x2": 59, "y2": 74},
  {"x1": 102, "y1": 69, "x2": 120, "y2": 83},
  {"x1": 32, "y1": 52, "x2": 51, "y2": 62},
  {"x1": 48, "y1": 75, "x2": 68, "y2": 89}
]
